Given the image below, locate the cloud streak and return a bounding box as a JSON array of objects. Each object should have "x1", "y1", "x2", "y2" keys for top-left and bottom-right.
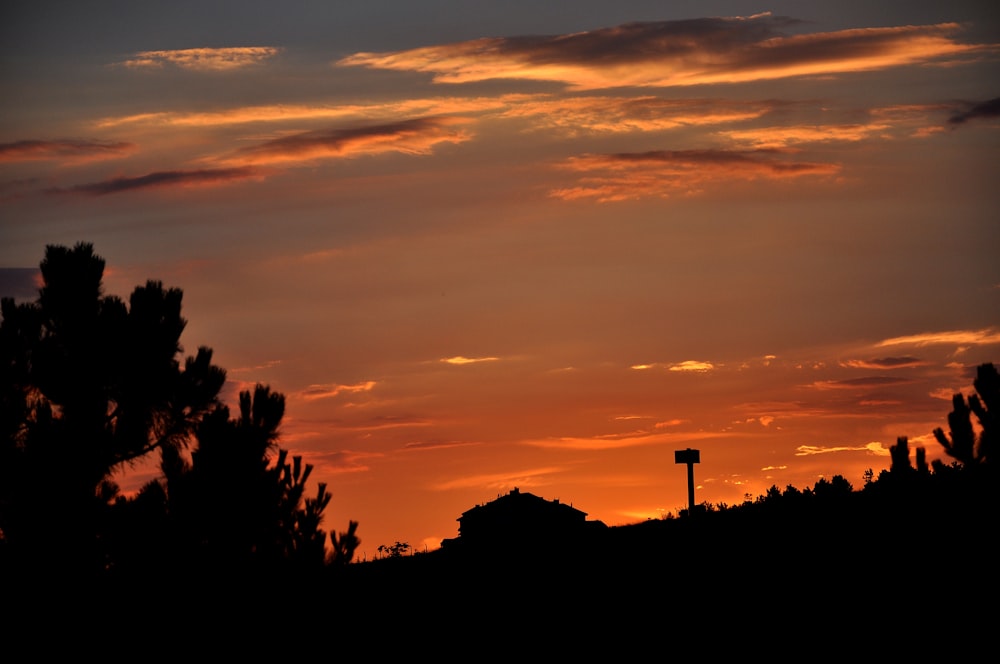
[
  {"x1": 49, "y1": 167, "x2": 261, "y2": 196},
  {"x1": 223, "y1": 117, "x2": 471, "y2": 166},
  {"x1": 120, "y1": 47, "x2": 280, "y2": 71},
  {"x1": 795, "y1": 442, "x2": 889, "y2": 456},
  {"x1": 841, "y1": 357, "x2": 925, "y2": 369},
  {"x1": 526, "y1": 430, "x2": 729, "y2": 451},
  {"x1": 809, "y1": 376, "x2": 912, "y2": 390},
  {"x1": 300, "y1": 381, "x2": 377, "y2": 401},
  {"x1": 338, "y1": 15, "x2": 989, "y2": 90},
  {"x1": 96, "y1": 97, "x2": 512, "y2": 129},
  {"x1": 551, "y1": 149, "x2": 839, "y2": 202},
  {"x1": 876, "y1": 329, "x2": 1000, "y2": 347},
  {"x1": 718, "y1": 123, "x2": 892, "y2": 149},
  {"x1": 0, "y1": 139, "x2": 133, "y2": 163},
  {"x1": 497, "y1": 96, "x2": 774, "y2": 134},
  {"x1": 441, "y1": 356, "x2": 500, "y2": 365}
]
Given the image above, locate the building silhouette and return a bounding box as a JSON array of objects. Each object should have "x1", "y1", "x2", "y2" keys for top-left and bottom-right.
[{"x1": 440, "y1": 487, "x2": 606, "y2": 553}]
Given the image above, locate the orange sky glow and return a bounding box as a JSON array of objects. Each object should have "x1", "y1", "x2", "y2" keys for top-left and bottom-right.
[{"x1": 1, "y1": 1, "x2": 998, "y2": 558}]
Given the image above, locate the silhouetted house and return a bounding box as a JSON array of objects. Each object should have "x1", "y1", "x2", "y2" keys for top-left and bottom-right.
[{"x1": 441, "y1": 487, "x2": 606, "y2": 553}]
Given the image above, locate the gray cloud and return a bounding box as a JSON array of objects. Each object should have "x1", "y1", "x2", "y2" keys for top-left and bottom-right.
[
  {"x1": 495, "y1": 16, "x2": 804, "y2": 66},
  {"x1": 948, "y1": 97, "x2": 1000, "y2": 125},
  {"x1": 0, "y1": 139, "x2": 133, "y2": 162},
  {"x1": 49, "y1": 167, "x2": 259, "y2": 196}
]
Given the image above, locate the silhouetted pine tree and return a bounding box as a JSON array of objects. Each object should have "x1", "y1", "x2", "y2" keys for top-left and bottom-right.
[
  {"x1": 0, "y1": 243, "x2": 224, "y2": 574},
  {"x1": 0, "y1": 243, "x2": 357, "y2": 581},
  {"x1": 934, "y1": 363, "x2": 997, "y2": 466}
]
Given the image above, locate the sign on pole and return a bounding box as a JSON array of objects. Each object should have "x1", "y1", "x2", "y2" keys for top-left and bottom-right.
[{"x1": 674, "y1": 448, "x2": 700, "y2": 514}]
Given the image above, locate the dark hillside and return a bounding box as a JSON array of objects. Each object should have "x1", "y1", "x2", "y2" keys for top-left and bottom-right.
[{"x1": 325, "y1": 465, "x2": 994, "y2": 657}]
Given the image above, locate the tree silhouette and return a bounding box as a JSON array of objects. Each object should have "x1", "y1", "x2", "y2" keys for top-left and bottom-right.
[
  {"x1": 0, "y1": 243, "x2": 356, "y2": 578},
  {"x1": 1, "y1": 243, "x2": 225, "y2": 572},
  {"x1": 933, "y1": 363, "x2": 997, "y2": 466}
]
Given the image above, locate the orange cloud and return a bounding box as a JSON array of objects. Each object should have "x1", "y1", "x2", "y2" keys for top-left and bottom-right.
[
  {"x1": 840, "y1": 357, "x2": 925, "y2": 369},
  {"x1": 0, "y1": 139, "x2": 134, "y2": 163},
  {"x1": 334, "y1": 416, "x2": 432, "y2": 432},
  {"x1": 221, "y1": 117, "x2": 471, "y2": 166},
  {"x1": 497, "y1": 96, "x2": 773, "y2": 134},
  {"x1": 297, "y1": 449, "x2": 380, "y2": 475},
  {"x1": 96, "y1": 97, "x2": 513, "y2": 129},
  {"x1": 93, "y1": 94, "x2": 771, "y2": 145},
  {"x1": 338, "y1": 16, "x2": 990, "y2": 90},
  {"x1": 228, "y1": 359, "x2": 283, "y2": 373},
  {"x1": 120, "y1": 46, "x2": 280, "y2": 71},
  {"x1": 441, "y1": 356, "x2": 500, "y2": 365},
  {"x1": 876, "y1": 329, "x2": 1000, "y2": 347},
  {"x1": 809, "y1": 376, "x2": 911, "y2": 390},
  {"x1": 300, "y1": 380, "x2": 377, "y2": 401},
  {"x1": 525, "y1": 430, "x2": 728, "y2": 451},
  {"x1": 630, "y1": 360, "x2": 717, "y2": 371},
  {"x1": 669, "y1": 360, "x2": 715, "y2": 372},
  {"x1": 795, "y1": 442, "x2": 890, "y2": 456},
  {"x1": 432, "y1": 467, "x2": 565, "y2": 491},
  {"x1": 718, "y1": 123, "x2": 892, "y2": 148},
  {"x1": 551, "y1": 149, "x2": 839, "y2": 202}
]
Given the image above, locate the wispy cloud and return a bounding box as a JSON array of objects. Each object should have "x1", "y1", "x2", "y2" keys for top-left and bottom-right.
[
  {"x1": 631, "y1": 360, "x2": 716, "y2": 372},
  {"x1": 718, "y1": 123, "x2": 890, "y2": 149},
  {"x1": 525, "y1": 430, "x2": 728, "y2": 451},
  {"x1": 47, "y1": 167, "x2": 261, "y2": 196},
  {"x1": 432, "y1": 467, "x2": 564, "y2": 491},
  {"x1": 120, "y1": 46, "x2": 280, "y2": 71},
  {"x1": 840, "y1": 356, "x2": 925, "y2": 369},
  {"x1": 401, "y1": 440, "x2": 482, "y2": 451},
  {"x1": 551, "y1": 149, "x2": 839, "y2": 202},
  {"x1": 338, "y1": 15, "x2": 989, "y2": 90},
  {"x1": 669, "y1": 360, "x2": 715, "y2": 373},
  {"x1": 228, "y1": 359, "x2": 283, "y2": 374},
  {"x1": 441, "y1": 356, "x2": 500, "y2": 365},
  {"x1": 335, "y1": 415, "x2": 432, "y2": 432},
  {"x1": 0, "y1": 139, "x2": 133, "y2": 163},
  {"x1": 222, "y1": 117, "x2": 470, "y2": 166},
  {"x1": 96, "y1": 97, "x2": 511, "y2": 129},
  {"x1": 876, "y1": 329, "x2": 1000, "y2": 347},
  {"x1": 298, "y1": 449, "x2": 380, "y2": 475},
  {"x1": 795, "y1": 442, "x2": 889, "y2": 456},
  {"x1": 498, "y1": 96, "x2": 774, "y2": 134},
  {"x1": 809, "y1": 376, "x2": 911, "y2": 390},
  {"x1": 300, "y1": 380, "x2": 376, "y2": 401}
]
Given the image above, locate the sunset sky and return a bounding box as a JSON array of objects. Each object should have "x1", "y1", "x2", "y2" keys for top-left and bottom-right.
[{"x1": 2, "y1": 1, "x2": 998, "y2": 558}]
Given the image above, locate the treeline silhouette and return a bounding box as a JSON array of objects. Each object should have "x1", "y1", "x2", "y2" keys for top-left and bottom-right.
[{"x1": 1, "y1": 243, "x2": 995, "y2": 653}]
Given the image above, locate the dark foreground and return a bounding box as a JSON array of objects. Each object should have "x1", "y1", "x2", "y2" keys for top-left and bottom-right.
[{"x1": 7, "y1": 476, "x2": 995, "y2": 659}]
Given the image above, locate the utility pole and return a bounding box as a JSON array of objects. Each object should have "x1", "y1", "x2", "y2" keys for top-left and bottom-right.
[{"x1": 674, "y1": 448, "x2": 700, "y2": 515}]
